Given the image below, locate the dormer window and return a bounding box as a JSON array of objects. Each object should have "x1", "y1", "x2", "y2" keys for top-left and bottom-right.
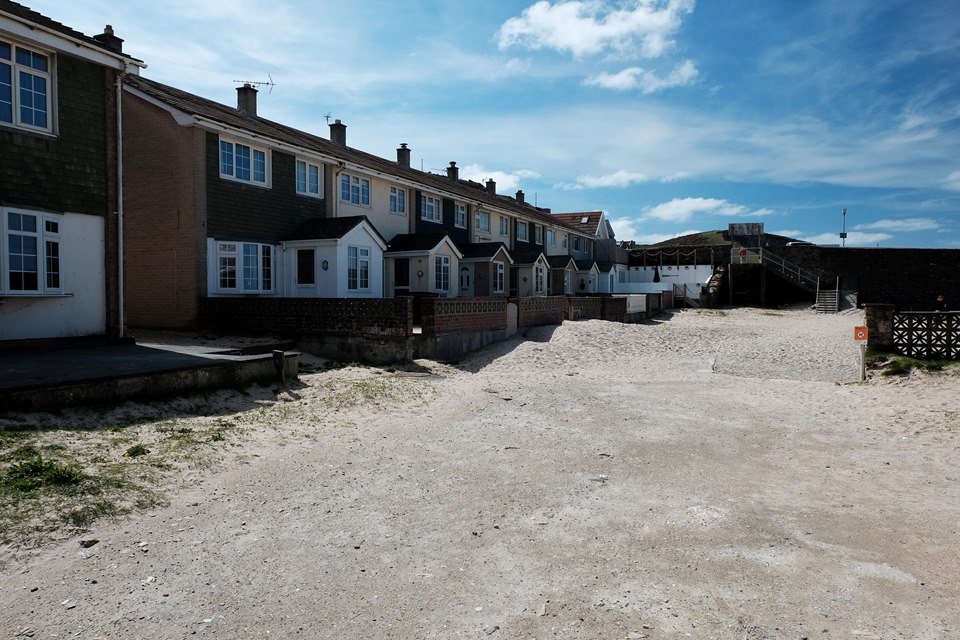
[{"x1": 1, "y1": 39, "x2": 53, "y2": 133}]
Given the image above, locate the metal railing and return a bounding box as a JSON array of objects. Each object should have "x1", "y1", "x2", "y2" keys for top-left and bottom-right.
[{"x1": 731, "y1": 248, "x2": 819, "y2": 293}]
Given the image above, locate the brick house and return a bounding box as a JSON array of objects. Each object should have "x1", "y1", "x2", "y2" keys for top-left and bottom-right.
[{"x1": 0, "y1": 2, "x2": 142, "y2": 341}]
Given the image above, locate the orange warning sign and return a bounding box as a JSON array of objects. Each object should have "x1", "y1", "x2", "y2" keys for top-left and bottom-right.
[{"x1": 853, "y1": 326, "x2": 868, "y2": 342}]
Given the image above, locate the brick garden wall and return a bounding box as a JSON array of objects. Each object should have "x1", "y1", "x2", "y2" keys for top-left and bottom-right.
[
  {"x1": 567, "y1": 297, "x2": 604, "y2": 320},
  {"x1": 516, "y1": 297, "x2": 566, "y2": 328},
  {"x1": 422, "y1": 298, "x2": 508, "y2": 335},
  {"x1": 198, "y1": 298, "x2": 413, "y2": 337}
]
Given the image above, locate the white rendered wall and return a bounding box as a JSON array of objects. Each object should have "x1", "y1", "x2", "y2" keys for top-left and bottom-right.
[{"x1": 0, "y1": 214, "x2": 106, "y2": 340}]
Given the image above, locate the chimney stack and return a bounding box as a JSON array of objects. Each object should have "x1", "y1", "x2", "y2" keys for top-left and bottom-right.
[
  {"x1": 516, "y1": 190, "x2": 525, "y2": 204},
  {"x1": 93, "y1": 25, "x2": 124, "y2": 53},
  {"x1": 485, "y1": 178, "x2": 496, "y2": 194},
  {"x1": 397, "y1": 143, "x2": 411, "y2": 167},
  {"x1": 447, "y1": 161, "x2": 459, "y2": 183},
  {"x1": 330, "y1": 119, "x2": 347, "y2": 146},
  {"x1": 236, "y1": 83, "x2": 258, "y2": 116}
]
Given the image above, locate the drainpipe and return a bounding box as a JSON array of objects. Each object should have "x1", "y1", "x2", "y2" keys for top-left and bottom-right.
[{"x1": 116, "y1": 71, "x2": 126, "y2": 338}]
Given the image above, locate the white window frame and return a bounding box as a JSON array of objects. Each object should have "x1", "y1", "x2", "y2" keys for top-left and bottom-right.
[
  {"x1": 499, "y1": 216, "x2": 509, "y2": 236},
  {"x1": 389, "y1": 186, "x2": 406, "y2": 215},
  {"x1": 435, "y1": 255, "x2": 450, "y2": 293},
  {"x1": 546, "y1": 229, "x2": 555, "y2": 246},
  {"x1": 219, "y1": 137, "x2": 270, "y2": 186},
  {"x1": 0, "y1": 39, "x2": 54, "y2": 134},
  {"x1": 214, "y1": 241, "x2": 275, "y2": 294},
  {"x1": 535, "y1": 265, "x2": 545, "y2": 294},
  {"x1": 1, "y1": 208, "x2": 62, "y2": 295},
  {"x1": 561, "y1": 234, "x2": 568, "y2": 249},
  {"x1": 534, "y1": 224, "x2": 543, "y2": 245},
  {"x1": 475, "y1": 210, "x2": 491, "y2": 233},
  {"x1": 295, "y1": 158, "x2": 323, "y2": 198},
  {"x1": 493, "y1": 261, "x2": 505, "y2": 294},
  {"x1": 517, "y1": 221, "x2": 528, "y2": 242},
  {"x1": 573, "y1": 236, "x2": 581, "y2": 252},
  {"x1": 421, "y1": 195, "x2": 442, "y2": 223},
  {"x1": 348, "y1": 245, "x2": 370, "y2": 291},
  {"x1": 455, "y1": 203, "x2": 467, "y2": 228},
  {"x1": 340, "y1": 173, "x2": 371, "y2": 207}
]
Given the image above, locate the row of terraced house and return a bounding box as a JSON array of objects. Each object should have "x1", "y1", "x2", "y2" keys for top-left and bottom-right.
[{"x1": 1, "y1": 2, "x2": 648, "y2": 346}]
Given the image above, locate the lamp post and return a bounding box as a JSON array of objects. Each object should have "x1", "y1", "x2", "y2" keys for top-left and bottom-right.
[{"x1": 840, "y1": 208, "x2": 847, "y2": 247}]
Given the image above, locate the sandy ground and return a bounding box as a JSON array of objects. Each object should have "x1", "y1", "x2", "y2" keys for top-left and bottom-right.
[{"x1": 2, "y1": 307, "x2": 959, "y2": 639}]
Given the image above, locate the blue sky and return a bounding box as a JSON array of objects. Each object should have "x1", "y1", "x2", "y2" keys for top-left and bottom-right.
[{"x1": 32, "y1": 0, "x2": 960, "y2": 247}]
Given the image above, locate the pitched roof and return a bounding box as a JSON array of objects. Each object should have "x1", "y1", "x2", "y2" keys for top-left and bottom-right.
[
  {"x1": 552, "y1": 211, "x2": 603, "y2": 236},
  {"x1": 458, "y1": 241, "x2": 510, "y2": 260},
  {"x1": 385, "y1": 233, "x2": 450, "y2": 253},
  {"x1": 546, "y1": 255, "x2": 576, "y2": 269},
  {"x1": 286, "y1": 215, "x2": 384, "y2": 244},
  {"x1": 574, "y1": 259, "x2": 598, "y2": 271},
  {"x1": 0, "y1": 1, "x2": 143, "y2": 63},
  {"x1": 511, "y1": 249, "x2": 547, "y2": 265},
  {"x1": 123, "y1": 75, "x2": 587, "y2": 234}
]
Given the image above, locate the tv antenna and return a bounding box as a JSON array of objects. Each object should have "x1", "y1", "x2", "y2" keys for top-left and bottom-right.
[
  {"x1": 232, "y1": 73, "x2": 276, "y2": 94},
  {"x1": 324, "y1": 112, "x2": 332, "y2": 124}
]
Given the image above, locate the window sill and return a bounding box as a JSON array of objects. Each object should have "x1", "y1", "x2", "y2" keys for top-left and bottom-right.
[
  {"x1": 296, "y1": 191, "x2": 324, "y2": 199},
  {"x1": 0, "y1": 292, "x2": 73, "y2": 301},
  {"x1": 0, "y1": 121, "x2": 57, "y2": 138},
  {"x1": 219, "y1": 175, "x2": 271, "y2": 189},
  {"x1": 340, "y1": 200, "x2": 372, "y2": 209}
]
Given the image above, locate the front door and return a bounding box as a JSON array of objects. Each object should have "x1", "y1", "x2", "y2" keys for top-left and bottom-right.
[{"x1": 459, "y1": 264, "x2": 473, "y2": 297}]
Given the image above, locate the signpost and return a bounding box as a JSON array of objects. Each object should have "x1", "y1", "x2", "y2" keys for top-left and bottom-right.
[{"x1": 854, "y1": 326, "x2": 868, "y2": 381}]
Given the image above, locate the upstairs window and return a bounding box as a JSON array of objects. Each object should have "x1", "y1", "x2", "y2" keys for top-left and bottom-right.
[
  {"x1": 546, "y1": 229, "x2": 555, "y2": 246},
  {"x1": 534, "y1": 224, "x2": 543, "y2": 245},
  {"x1": 517, "y1": 221, "x2": 528, "y2": 242},
  {"x1": 561, "y1": 234, "x2": 568, "y2": 249},
  {"x1": 389, "y1": 186, "x2": 406, "y2": 215},
  {"x1": 573, "y1": 236, "x2": 582, "y2": 252},
  {"x1": 499, "y1": 216, "x2": 509, "y2": 236},
  {"x1": 220, "y1": 138, "x2": 269, "y2": 185},
  {"x1": 341, "y1": 174, "x2": 370, "y2": 206},
  {"x1": 422, "y1": 195, "x2": 441, "y2": 222},
  {"x1": 1, "y1": 39, "x2": 53, "y2": 132},
  {"x1": 296, "y1": 159, "x2": 322, "y2": 197},
  {"x1": 2, "y1": 209, "x2": 61, "y2": 294},
  {"x1": 455, "y1": 204, "x2": 467, "y2": 228},
  {"x1": 476, "y1": 210, "x2": 491, "y2": 233}
]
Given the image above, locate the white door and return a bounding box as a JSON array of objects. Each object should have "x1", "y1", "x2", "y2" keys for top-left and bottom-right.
[{"x1": 459, "y1": 264, "x2": 474, "y2": 297}]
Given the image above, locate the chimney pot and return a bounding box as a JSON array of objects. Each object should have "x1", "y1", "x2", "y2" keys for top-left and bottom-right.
[
  {"x1": 485, "y1": 179, "x2": 497, "y2": 194},
  {"x1": 446, "y1": 161, "x2": 459, "y2": 183},
  {"x1": 397, "y1": 143, "x2": 410, "y2": 167},
  {"x1": 236, "y1": 83, "x2": 258, "y2": 116},
  {"x1": 330, "y1": 119, "x2": 347, "y2": 146},
  {"x1": 93, "y1": 24, "x2": 124, "y2": 53},
  {"x1": 516, "y1": 189, "x2": 525, "y2": 204}
]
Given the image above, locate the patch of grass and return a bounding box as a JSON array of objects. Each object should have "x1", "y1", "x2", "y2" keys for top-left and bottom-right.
[
  {"x1": 868, "y1": 352, "x2": 957, "y2": 377},
  {"x1": 695, "y1": 309, "x2": 728, "y2": 317},
  {"x1": 1, "y1": 450, "x2": 87, "y2": 493},
  {"x1": 123, "y1": 444, "x2": 150, "y2": 458}
]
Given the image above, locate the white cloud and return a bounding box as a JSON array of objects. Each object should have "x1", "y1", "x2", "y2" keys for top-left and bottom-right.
[
  {"x1": 498, "y1": 0, "x2": 695, "y2": 58},
  {"x1": 458, "y1": 164, "x2": 536, "y2": 192},
  {"x1": 854, "y1": 218, "x2": 940, "y2": 232},
  {"x1": 642, "y1": 197, "x2": 772, "y2": 223},
  {"x1": 943, "y1": 170, "x2": 960, "y2": 191},
  {"x1": 586, "y1": 60, "x2": 698, "y2": 93},
  {"x1": 560, "y1": 169, "x2": 650, "y2": 190},
  {"x1": 801, "y1": 231, "x2": 893, "y2": 246}
]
